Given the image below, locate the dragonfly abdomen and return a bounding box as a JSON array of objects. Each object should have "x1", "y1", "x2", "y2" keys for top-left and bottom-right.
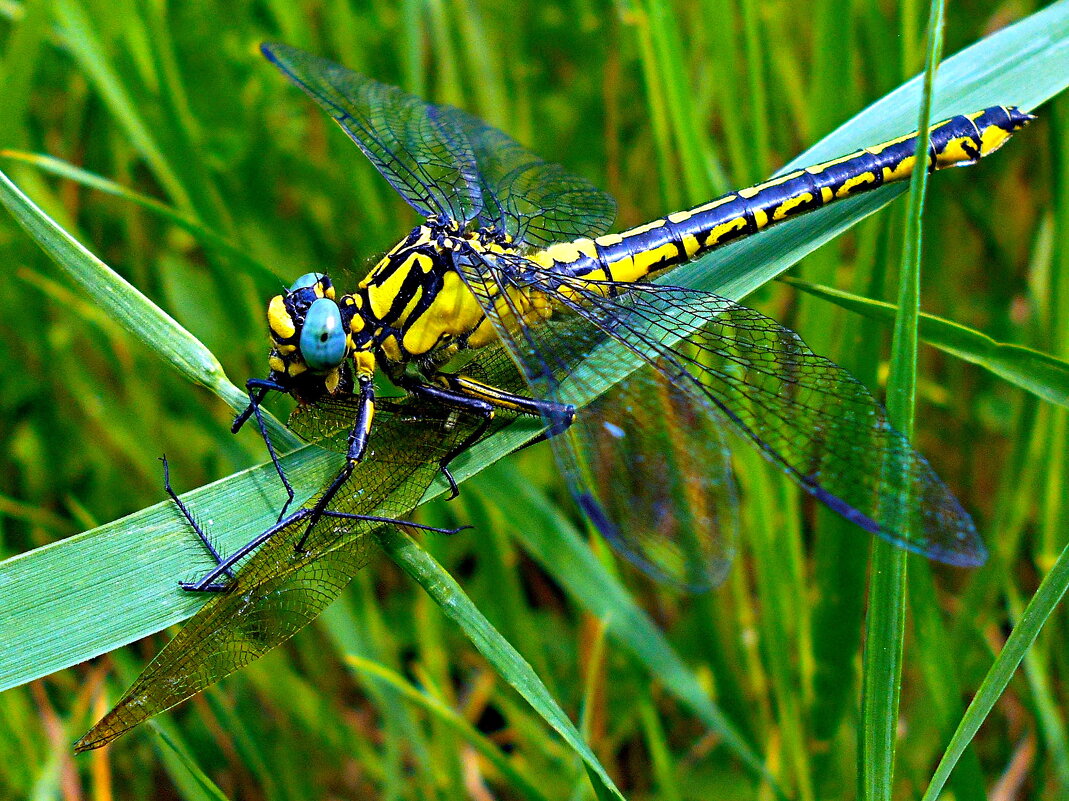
[{"x1": 535, "y1": 106, "x2": 1032, "y2": 289}]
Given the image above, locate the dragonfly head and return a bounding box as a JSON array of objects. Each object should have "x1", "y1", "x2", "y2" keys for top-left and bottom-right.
[{"x1": 267, "y1": 273, "x2": 356, "y2": 391}]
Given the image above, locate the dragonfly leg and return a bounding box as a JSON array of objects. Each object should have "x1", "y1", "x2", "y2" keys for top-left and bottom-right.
[
  {"x1": 179, "y1": 507, "x2": 316, "y2": 592},
  {"x1": 179, "y1": 506, "x2": 470, "y2": 593},
  {"x1": 294, "y1": 375, "x2": 376, "y2": 552},
  {"x1": 404, "y1": 374, "x2": 576, "y2": 500},
  {"x1": 320, "y1": 510, "x2": 471, "y2": 536},
  {"x1": 234, "y1": 376, "x2": 296, "y2": 522},
  {"x1": 161, "y1": 455, "x2": 235, "y2": 580},
  {"x1": 400, "y1": 380, "x2": 495, "y2": 500},
  {"x1": 437, "y1": 374, "x2": 576, "y2": 436}
]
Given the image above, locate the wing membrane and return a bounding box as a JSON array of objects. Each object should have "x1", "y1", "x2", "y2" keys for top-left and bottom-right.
[
  {"x1": 262, "y1": 43, "x2": 617, "y2": 243},
  {"x1": 453, "y1": 251, "x2": 984, "y2": 580},
  {"x1": 439, "y1": 106, "x2": 617, "y2": 245},
  {"x1": 75, "y1": 397, "x2": 484, "y2": 751},
  {"x1": 451, "y1": 251, "x2": 739, "y2": 587},
  {"x1": 262, "y1": 42, "x2": 482, "y2": 224}
]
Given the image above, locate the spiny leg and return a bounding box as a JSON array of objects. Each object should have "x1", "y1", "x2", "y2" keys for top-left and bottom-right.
[
  {"x1": 401, "y1": 379, "x2": 495, "y2": 499},
  {"x1": 294, "y1": 375, "x2": 376, "y2": 552},
  {"x1": 233, "y1": 376, "x2": 296, "y2": 522},
  {"x1": 179, "y1": 505, "x2": 470, "y2": 593},
  {"x1": 161, "y1": 455, "x2": 235, "y2": 587}
]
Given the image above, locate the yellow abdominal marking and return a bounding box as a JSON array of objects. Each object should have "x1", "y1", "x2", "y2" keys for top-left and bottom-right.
[
  {"x1": 738, "y1": 170, "x2": 802, "y2": 198},
  {"x1": 772, "y1": 192, "x2": 813, "y2": 220},
  {"x1": 533, "y1": 238, "x2": 598, "y2": 267},
  {"x1": 704, "y1": 217, "x2": 747, "y2": 247},
  {"x1": 979, "y1": 124, "x2": 1013, "y2": 155},
  {"x1": 835, "y1": 172, "x2": 876, "y2": 198},
  {"x1": 935, "y1": 137, "x2": 976, "y2": 166},
  {"x1": 881, "y1": 155, "x2": 915, "y2": 182},
  {"x1": 608, "y1": 242, "x2": 679, "y2": 283}
]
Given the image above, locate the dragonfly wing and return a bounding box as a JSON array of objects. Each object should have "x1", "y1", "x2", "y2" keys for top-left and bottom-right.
[
  {"x1": 559, "y1": 370, "x2": 738, "y2": 588},
  {"x1": 437, "y1": 105, "x2": 617, "y2": 246},
  {"x1": 262, "y1": 42, "x2": 482, "y2": 224},
  {"x1": 538, "y1": 275, "x2": 985, "y2": 567},
  {"x1": 452, "y1": 250, "x2": 738, "y2": 588},
  {"x1": 74, "y1": 398, "x2": 484, "y2": 751}
]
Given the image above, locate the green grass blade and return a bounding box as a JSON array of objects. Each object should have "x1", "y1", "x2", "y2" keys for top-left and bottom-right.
[
  {"x1": 921, "y1": 540, "x2": 1069, "y2": 800},
  {"x1": 375, "y1": 526, "x2": 626, "y2": 801},
  {"x1": 0, "y1": 2, "x2": 1067, "y2": 781},
  {"x1": 2, "y1": 0, "x2": 1066, "y2": 693},
  {"x1": 51, "y1": 0, "x2": 195, "y2": 214},
  {"x1": 345, "y1": 656, "x2": 551, "y2": 801},
  {"x1": 0, "y1": 0, "x2": 49, "y2": 149},
  {"x1": 0, "y1": 151, "x2": 284, "y2": 287},
  {"x1": 780, "y1": 0, "x2": 1069, "y2": 168},
  {"x1": 477, "y1": 463, "x2": 780, "y2": 792},
  {"x1": 154, "y1": 726, "x2": 233, "y2": 801},
  {"x1": 0, "y1": 166, "x2": 296, "y2": 446},
  {"x1": 861, "y1": 0, "x2": 944, "y2": 795},
  {"x1": 783, "y1": 277, "x2": 1069, "y2": 407},
  {"x1": 0, "y1": 448, "x2": 336, "y2": 692}
]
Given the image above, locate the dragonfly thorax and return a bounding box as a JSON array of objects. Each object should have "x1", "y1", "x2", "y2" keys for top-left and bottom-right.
[
  {"x1": 264, "y1": 222, "x2": 531, "y2": 401},
  {"x1": 348, "y1": 221, "x2": 525, "y2": 366}
]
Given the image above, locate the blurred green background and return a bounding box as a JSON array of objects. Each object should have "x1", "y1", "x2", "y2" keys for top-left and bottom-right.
[{"x1": 0, "y1": 0, "x2": 1066, "y2": 799}]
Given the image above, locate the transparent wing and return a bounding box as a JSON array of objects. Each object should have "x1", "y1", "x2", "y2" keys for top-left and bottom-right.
[
  {"x1": 74, "y1": 397, "x2": 485, "y2": 751},
  {"x1": 437, "y1": 106, "x2": 617, "y2": 245},
  {"x1": 452, "y1": 250, "x2": 739, "y2": 588},
  {"x1": 454, "y1": 251, "x2": 985, "y2": 577},
  {"x1": 262, "y1": 42, "x2": 482, "y2": 224}
]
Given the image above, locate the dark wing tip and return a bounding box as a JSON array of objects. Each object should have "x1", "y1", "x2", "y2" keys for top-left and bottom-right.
[
  {"x1": 927, "y1": 533, "x2": 988, "y2": 568},
  {"x1": 73, "y1": 726, "x2": 111, "y2": 753},
  {"x1": 260, "y1": 41, "x2": 286, "y2": 62}
]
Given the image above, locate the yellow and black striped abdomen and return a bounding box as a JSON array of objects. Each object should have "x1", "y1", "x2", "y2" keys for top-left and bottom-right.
[{"x1": 535, "y1": 106, "x2": 1033, "y2": 286}]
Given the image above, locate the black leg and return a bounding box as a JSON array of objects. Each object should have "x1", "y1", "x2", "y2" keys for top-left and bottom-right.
[
  {"x1": 401, "y1": 381, "x2": 495, "y2": 500},
  {"x1": 161, "y1": 455, "x2": 235, "y2": 581},
  {"x1": 179, "y1": 506, "x2": 471, "y2": 593},
  {"x1": 180, "y1": 508, "x2": 316, "y2": 592},
  {"x1": 404, "y1": 374, "x2": 576, "y2": 500},
  {"x1": 235, "y1": 377, "x2": 296, "y2": 522},
  {"x1": 294, "y1": 375, "x2": 376, "y2": 552}
]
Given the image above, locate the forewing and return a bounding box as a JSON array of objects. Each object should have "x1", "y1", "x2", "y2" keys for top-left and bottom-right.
[
  {"x1": 540, "y1": 275, "x2": 985, "y2": 567},
  {"x1": 74, "y1": 397, "x2": 483, "y2": 751},
  {"x1": 452, "y1": 251, "x2": 738, "y2": 588},
  {"x1": 262, "y1": 42, "x2": 482, "y2": 224},
  {"x1": 438, "y1": 106, "x2": 616, "y2": 246}
]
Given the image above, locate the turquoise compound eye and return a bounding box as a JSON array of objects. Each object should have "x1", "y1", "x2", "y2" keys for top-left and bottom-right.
[
  {"x1": 300, "y1": 298, "x2": 346, "y2": 371},
  {"x1": 289, "y1": 272, "x2": 326, "y2": 293}
]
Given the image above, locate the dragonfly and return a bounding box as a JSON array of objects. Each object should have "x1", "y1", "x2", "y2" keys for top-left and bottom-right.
[{"x1": 75, "y1": 42, "x2": 1031, "y2": 750}]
